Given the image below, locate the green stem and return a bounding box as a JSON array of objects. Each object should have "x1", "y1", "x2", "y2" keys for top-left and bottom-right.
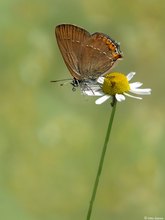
[{"x1": 86, "y1": 99, "x2": 117, "y2": 220}]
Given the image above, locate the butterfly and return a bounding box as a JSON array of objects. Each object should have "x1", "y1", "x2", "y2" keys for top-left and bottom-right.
[{"x1": 54, "y1": 24, "x2": 123, "y2": 90}]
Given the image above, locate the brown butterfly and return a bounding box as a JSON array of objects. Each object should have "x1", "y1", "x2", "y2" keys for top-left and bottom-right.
[{"x1": 54, "y1": 24, "x2": 123, "y2": 89}]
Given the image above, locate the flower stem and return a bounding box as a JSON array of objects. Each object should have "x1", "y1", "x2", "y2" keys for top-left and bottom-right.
[{"x1": 86, "y1": 99, "x2": 117, "y2": 220}]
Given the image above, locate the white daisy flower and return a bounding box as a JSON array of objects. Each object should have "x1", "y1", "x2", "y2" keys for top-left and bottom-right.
[{"x1": 83, "y1": 72, "x2": 151, "y2": 105}]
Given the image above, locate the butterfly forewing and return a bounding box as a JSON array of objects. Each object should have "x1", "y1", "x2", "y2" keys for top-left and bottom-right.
[{"x1": 55, "y1": 24, "x2": 90, "y2": 80}]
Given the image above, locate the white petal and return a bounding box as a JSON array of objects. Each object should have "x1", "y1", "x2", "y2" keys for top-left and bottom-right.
[
  {"x1": 124, "y1": 92, "x2": 142, "y2": 100},
  {"x1": 129, "y1": 82, "x2": 143, "y2": 89},
  {"x1": 95, "y1": 95, "x2": 110, "y2": 105},
  {"x1": 97, "y1": 77, "x2": 104, "y2": 84},
  {"x1": 115, "y1": 94, "x2": 126, "y2": 102},
  {"x1": 130, "y1": 88, "x2": 152, "y2": 95},
  {"x1": 82, "y1": 83, "x2": 104, "y2": 96},
  {"x1": 83, "y1": 90, "x2": 104, "y2": 96},
  {"x1": 127, "y1": 72, "x2": 136, "y2": 81}
]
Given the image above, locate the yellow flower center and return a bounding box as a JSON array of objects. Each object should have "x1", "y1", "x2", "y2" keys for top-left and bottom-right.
[{"x1": 102, "y1": 72, "x2": 130, "y2": 95}]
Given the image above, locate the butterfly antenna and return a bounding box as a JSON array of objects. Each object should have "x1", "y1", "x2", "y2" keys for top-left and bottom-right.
[{"x1": 50, "y1": 78, "x2": 72, "y2": 86}]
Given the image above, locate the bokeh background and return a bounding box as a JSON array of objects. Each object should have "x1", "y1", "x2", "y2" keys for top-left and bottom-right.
[{"x1": 0, "y1": 0, "x2": 164, "y2": 219}]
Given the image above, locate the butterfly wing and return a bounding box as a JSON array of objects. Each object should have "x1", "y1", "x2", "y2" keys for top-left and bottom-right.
[
  {"x1": 55, "y1": 24, "x2": 90, "y2": 80},
  {"x1": 78, "y1": 32, "x2": 122, "y2": 79}
]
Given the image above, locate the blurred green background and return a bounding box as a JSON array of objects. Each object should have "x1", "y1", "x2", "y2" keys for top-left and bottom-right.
[{"x1": 0, "y1": 0, "x2": 164, "y2": 219}]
